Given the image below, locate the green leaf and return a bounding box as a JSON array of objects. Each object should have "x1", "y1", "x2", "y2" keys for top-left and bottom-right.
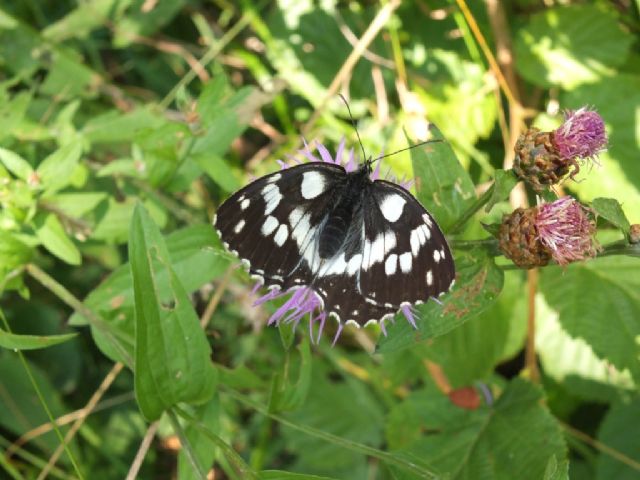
[
  {"x1": 177, "y1": 395, "x2": 220, "y2": 480},
  {"x1": 82, "y1": 107, "x2": 167, "y2": 144},
  {"x1": 410, "y1": 126, "x2": 476, "y2": 232},
  {"x1": 43, "y1": 192, "x2": 108, "y2": 218},
  {"x1": 485, "y1": 169, "x2": 518, "y2": 213},
  {"x1": 0, "y1": 233, "x2": 32, "y2": 274},
  {"x1": 33, "y1": 212, "x2": 81, "y2": 265},
  {"x1": 129, "y1": 203, "x2": 216, "y2": 420},
  {"x1": 0, "y1": 90, "x2": 31, "y2": 141},
  {"x1": 515, "y1": 5, "x2": 633, "y2": 89},
  {"x1": 543, "y1": 455, "x2": 569, "y2": 480},
  {"x1": 426, "y1": 270, "x2": 527, "y2": 387},
  {"x1": 596, "y1": 398, "x2": 640, "y2": 480},
  {"x1": 0, "y1": 147, "x2": 34, "y2": 181},
  {"x1": 377, "y1": 249, "x2": 503, "y2": 353},
  {"x1": 259, "y1": 472, "x2": 340, "y2": 480},
  {"x1": 193, "y1": 154, "x2": 240, "y2": 193},
  {"x1": 36, "y1": 140, "x2": 83, "y2": 194},
  {"x1": 385, "y1": 379, "x2": 567, "y2": 479},
  {"x1": 271, "y1": 340, "x2": 312, "y2": 412},
  {"x1": 0, "y1": 327, "x2": 77, "y2": 350},
  {"x1": 592, "y1": 198, "x2": 631, "y2": 237},
  {"x1": 540, "y1": 256, "x2": 640, "y2": 382},
  {"x1": 536, "y1": 293, "x2": 635, "y2": 402}
]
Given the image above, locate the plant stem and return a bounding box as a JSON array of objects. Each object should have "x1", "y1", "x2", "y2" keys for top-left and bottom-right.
[
  {"x1": 167, "y1": 409, "x2": 208, "y2": 480},
  {"x1": 448, "y1": 183, "x2": 495, "y2": 234},
  {"x1": 525, "y1": 268, "x2": 539, "y2": 382},
  {"x1": 25, "y1": 263, "x2": 133, "y2": 368}
]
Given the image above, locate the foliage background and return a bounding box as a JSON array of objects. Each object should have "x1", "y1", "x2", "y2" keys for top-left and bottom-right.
[{"x1": 0, "y1": 0, "x2": 639, "y2": 479}]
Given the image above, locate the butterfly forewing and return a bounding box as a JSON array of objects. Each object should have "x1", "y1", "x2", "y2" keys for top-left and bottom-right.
[{"x1": 214, "y1": 163, "x2": 346, "y2": 289}]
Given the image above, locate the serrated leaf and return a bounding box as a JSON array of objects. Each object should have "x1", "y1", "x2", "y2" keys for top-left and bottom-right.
[
  {"x1": 385, "y1": 379, "x2": 567, "y2": 479},
  {"x1": 33, "y1": 212, "x2": 81, "y2": 265},
  {"x1": 36, "y1": 140, "x2": 83, "y2": 194},
  {"x1": 410, "y1": 126, "x2": 476, "y2": 232},
  {"x1": 485, "y1": 170, "x2": 518, "y2": 213},
  {"x1": 0, "y1": 327, "x2": 77, "y2": 351},
  {"x1": 540, "y1": 256, "x2": 640, "y2": 382},
  {"x1": 515, "y1": 5, "x2": 633, "y2": 89},
  {"x1": 596, "y1": 399, "x2": 640, "y2": 480},
  {"x1": 536, "y1": 293, "x2": 635, "y2": 402},
  {"x1": 377, "y1": 249, "x2": 503, "y2": 353},
  {"x1": 592, "y1": 197, "x2": 631, "y2": 236},
  {"x1": 543, "y1": 455, "x2": 569, "y2": 480},
  {"x1": 0, "y1": 147, "x2": 34, "y2": 181},
  {"x1": 129, "y1": 204, "x2": 216, "y2": 420}
]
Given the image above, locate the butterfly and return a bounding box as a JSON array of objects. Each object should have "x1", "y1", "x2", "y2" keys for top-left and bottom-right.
[{"x1": 213, "y1": 137, "x2": 455, "y2": 341}]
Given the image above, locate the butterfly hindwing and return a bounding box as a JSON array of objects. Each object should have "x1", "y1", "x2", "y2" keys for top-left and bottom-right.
[{"x1": 358, "y1": 180, "x2": 455, "y2": 310}]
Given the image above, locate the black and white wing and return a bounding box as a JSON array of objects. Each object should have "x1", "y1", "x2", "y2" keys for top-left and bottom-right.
[
  {"x1": 358, "y1": 180, "x2": 455, "y2": 310},
  {"x1": 214, "y1": 162, "x2": 346, "y2": 291},
  {"x1": 311, "y1": 179, "x2": 455, "y2": 326}
]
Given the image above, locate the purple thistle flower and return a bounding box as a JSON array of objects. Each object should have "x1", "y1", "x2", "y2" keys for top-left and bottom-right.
[
  {"x1": 553, "y1": 107, "x2": 607, "y2": 163},
  {"x1": 535, "y1": 197, "x2": 599, "y2": 266},
  {"x1": 252, "y1": 139, "x2": 416, "y2": 344}
]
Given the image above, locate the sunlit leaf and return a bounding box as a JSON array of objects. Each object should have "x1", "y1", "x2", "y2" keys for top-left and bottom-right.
[{"x1": 0, "y1": 327, "x2": 77, "y2": 351}]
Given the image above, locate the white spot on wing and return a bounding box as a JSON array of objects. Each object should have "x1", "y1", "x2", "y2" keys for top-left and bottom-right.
[
  {"x1": 385, "y1": 253, "x2": 397, "y2": 275},
  {"x1": 234, "y1": 219, "x2": 245, "y2": 233},
  {"x1": 301, "y1": 171, "x2": 326, "y2": 199},
  {"x1": 263, "y1": 184, "x2": 282, "y2": 215},
  {"x1": 426, "y1": 270, "x2": 433, "y2": 286},
  {"x1": 380, "y1": 194, "x2": 406, "y2": 222},
  {"x1": 240, "y1": 198, "x2": 250, "y2": 210},
  {"x1": 422, "y1": 213, "x2": 433, "y2": 227},
  {"x1": 268, "y1": 173, "x2": 281, "y2": 183},
  {"x1": 261, "y1": 216, "x2": 278, "y2": 236},
  {"x1": 274, "y1": 224, "x2": 288, "y2": 246},
  {"x1": 318, "y1": 252, "x2": 348, "y2": 276},
  {"x1": 347, "y1": 254, "x2": 362, "y2": 275},
  {"x1": 410, "y1": 229, "x2": 420, "y2": 256},
  {"x1": 433, "y1": 249, "x2": 441, "y2": 263},
  {"x1": 399, "y1": 252, "x2": 412, "y2": 273}
]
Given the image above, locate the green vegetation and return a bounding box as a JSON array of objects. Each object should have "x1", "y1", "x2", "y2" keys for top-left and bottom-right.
[{"x1": 0, "y1": 1, "x2": 638, "y2": 479}]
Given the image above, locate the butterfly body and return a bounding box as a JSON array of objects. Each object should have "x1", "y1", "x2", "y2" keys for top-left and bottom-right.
[{"x1": 214, "y1": 147, "x2": 455, "y2": 330}]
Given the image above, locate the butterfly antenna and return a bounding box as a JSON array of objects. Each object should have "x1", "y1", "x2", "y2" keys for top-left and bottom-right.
[
  {"x1": 338, "y1": 94, "x2": 368, "y2": 166},
  {"x1": 374, "y1": 138, "x2": 444, "y2": 162}
]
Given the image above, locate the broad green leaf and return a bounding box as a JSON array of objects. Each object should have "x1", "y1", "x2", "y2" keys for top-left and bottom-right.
[
  {"x1": 485, "y1": 170, "x2": 518, "y2": 213},
  {"x1": 178, "y1": 394, "x2": 220, "y2": 480},
  {"x1": 33, "y1": 212, "x2": 81, "y2": 265},
  {"x1": 0, "y1": 90, "x2": 31, "y2": 141},
  {"x1": 193, "y1": 154, "x2": 240, "y2": 193},
  {"x1": 82, "y1": 107, "x2": 167, "y2": 144},
  {"x1": 385, "y1": 379, "x2": 567, "y2": 479},
  {"x1": 129, "y1": 204, "x2": 216, "y2": 420},
  {"x1": 113, "y1": 0, "x2": 188, "y2": 47},
  {"x1": 43, "y1": 192, "x2": 108, "y2": 218},
  {"x1": 410, "y1": 125, "x2": 476, "y2": 232},
  {"x1": 0, "y1": 328, "x2": 76, "y2": 351},
  {"x1": 540, "y1": 256, "x2": 640, "y2": 382},
  {"x1": 36, "y1": 140, "x2": 83, "y2": 194},
  {"x1": 515, "y1": 5, "x2": 633, "y2": 89},
  {"x1": 543, "y1": 456, "x2": 569, "y2": 480},
  {"x1": 270, "y1": 340, "x2": 312, "y2": 412},
  {"x1": 536, "y1": 293, "x2": 634, "y2": 402},
  {"x1": 596, "y1": 398, "x2": 640, "y2": 480},
  {"x1": 42, "y1": 0, "x2": 125, "y2": 41},
  {"x1": 0, "y1": 233, "x2": 32, "y2": 275},
  {"x1": 0, "y1": 147, "x2": 34, "y2": 181},
  {"x1": 377, "y1": 249, "x2": 503, "y2": 353},
  {"x1": 426, "y1": 270, "x2": 526, "y2": 387},
  {"x1": 591, "y1": 197, "x2": 631, "y2": 236},
  {"x1": 281, "y1": 364, "x2": 384, "y2": 478},
  {"x1": 260, "y1": 472, "x2": 340, "y2": 480}
]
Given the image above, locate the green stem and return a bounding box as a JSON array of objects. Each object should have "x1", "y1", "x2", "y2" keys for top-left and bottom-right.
[
  {"x1": 167, "y1": 409, "x2": 208, "y2": 480},
  {"x1": 598, "y1": 240, "x2": 640, "y2": 258},
  {"x1": 0, "y1": 435, "x2": 71, "y2": 480},
  {"x1": 222, "y1": 387, "x2": 442, "y2": 479},
  {"x1": 25, "y1": 263, "x2": 133, "y2": 368},
  {"x1": 0, "y1": 312, "x2": 84, "y2": 480},
  {"x1": 447, "y1": 183, "x2": 495, "y2": 234},
  {"x1": 174, "y1": 405, "x2": 259, "y2": 480}
]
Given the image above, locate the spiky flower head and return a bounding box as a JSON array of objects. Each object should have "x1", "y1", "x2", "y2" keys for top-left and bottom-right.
[
  {"x1": 499, "y1": 197, "x2": 598, "y2": 267},
  {"x1": 253, "y1": 139, "x2": 415, "y2": 345},
  {"x1": 513, "y1": 107, "x2": 607, "y2": 191}
]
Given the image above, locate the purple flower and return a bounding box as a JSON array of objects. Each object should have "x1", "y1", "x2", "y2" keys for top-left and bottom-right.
[
  {"x1": 252, "y1": 139, "x2": 415, "y2": 344},
  {"x1": 553, "y1": 107, "x2": 607, "y2": 163},
  {"x1": 535, "y1": 197, "x2": 599, "y2": 266}
]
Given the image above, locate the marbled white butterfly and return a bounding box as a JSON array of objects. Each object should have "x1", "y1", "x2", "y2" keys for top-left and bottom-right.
[{"x1": 213, "y1": 134, "x2": 455, "y2": 341}]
